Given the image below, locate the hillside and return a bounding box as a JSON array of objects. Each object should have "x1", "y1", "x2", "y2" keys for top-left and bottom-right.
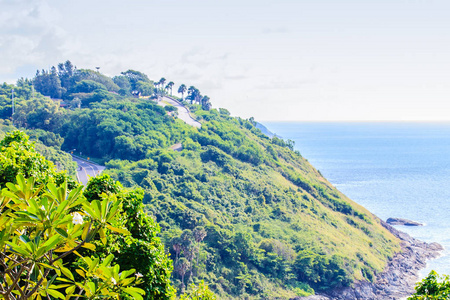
[{"x1": 0, "y1": 62, "x2": 402, "y2": 299}]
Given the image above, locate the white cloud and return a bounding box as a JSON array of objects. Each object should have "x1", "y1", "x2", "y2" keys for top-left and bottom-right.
[{"x1": 0, "y1": 0, "x2": 69, "y2": 78}]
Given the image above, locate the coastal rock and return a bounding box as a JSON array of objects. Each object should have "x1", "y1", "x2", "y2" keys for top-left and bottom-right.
[
  {"x1": 300, "y1": 221, "x2": 443, "y2": 300},
  {"x1": 386, "y1": 217, "x2": 423, "y2": 226}
]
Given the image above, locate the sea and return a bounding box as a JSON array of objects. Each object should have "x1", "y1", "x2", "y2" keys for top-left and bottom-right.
[{"x1": 264, "y1": 122, "x2": 450, "y2": 278}]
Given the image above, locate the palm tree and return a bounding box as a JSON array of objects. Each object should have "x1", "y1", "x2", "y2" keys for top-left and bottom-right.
[
  {"x1": 153, "y1": 81, "x2": 159, "y2": 99},
  {"x1": 166, "y1": 81, "x2": 174, "y2": 96},
  {"x1": 158, "y1": 78, "x2": 166, "y2": 92},
  {"x1": 172, "y1": 237, "x2": 183, "y2": 262},
  {"x1": 194, "y1": 90, "x2": 202, "y2": 104},
  {"x1": 193, "y1": 226, "x2": 207, "y2": 272},
  {"x1": 178, "y1": 84, "x2": 187, "y2": 100},
  {"x1": 175, "y1": 258, "x2": 190, "y2": 293}
]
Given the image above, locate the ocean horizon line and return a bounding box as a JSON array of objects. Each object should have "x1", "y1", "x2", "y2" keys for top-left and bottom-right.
[{"x1": 261, "y1": 120, "x2": 450, "y2": 123}]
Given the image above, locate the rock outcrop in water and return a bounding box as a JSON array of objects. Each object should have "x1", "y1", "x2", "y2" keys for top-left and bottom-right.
[
  {"x1": 386, "y1": 217, "x2": 423, "y2": 226},
  {"x1": 297, "y1": 222, "x2": 443, "y2": 300}
]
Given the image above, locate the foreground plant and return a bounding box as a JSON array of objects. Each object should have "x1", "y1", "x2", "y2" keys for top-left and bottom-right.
[
  {"x1": 0, "y1": 175, "x2": 144, "y2": 300},
  {"x1": 408, "y1": 270, "x2": 450, "y2": 300}
]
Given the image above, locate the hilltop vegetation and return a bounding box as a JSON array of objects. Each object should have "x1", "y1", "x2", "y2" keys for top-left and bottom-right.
[{"x1": 0, "y1": 61, "x2": 401, "y2": 299}]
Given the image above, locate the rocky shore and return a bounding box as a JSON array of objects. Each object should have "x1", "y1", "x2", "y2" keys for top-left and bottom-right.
[{"x1": 297, "y1": 221, "x2": 443, "y2": 300}]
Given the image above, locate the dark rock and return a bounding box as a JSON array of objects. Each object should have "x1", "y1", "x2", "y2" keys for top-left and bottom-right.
[{"x1": 386, "y1": 217, "x2": 423, "y2": 226}]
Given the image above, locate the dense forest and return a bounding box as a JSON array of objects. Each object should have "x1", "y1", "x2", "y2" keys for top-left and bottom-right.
[{"x1": 0, "y1": 61, "x2": 402, "y2": 299}]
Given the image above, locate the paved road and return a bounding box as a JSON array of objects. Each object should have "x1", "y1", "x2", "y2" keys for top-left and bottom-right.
[
  {"x1": 159, "y1": 96, "x2": 201, "y2": 128},
  {"x1": 72, "y1": 156, "x2": 105, "y2": 186}
]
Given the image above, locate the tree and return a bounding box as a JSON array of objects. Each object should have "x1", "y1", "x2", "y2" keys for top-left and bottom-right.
[
  {"x1": 166, "y1": 81, "x2": 174, "y2": 96},
  {"x1": 178, "y1": 84, "x2": 187, "y2": 100},
  {"x1": 408, "y1": 271, "x2": 450, "y2": 300},
  {"x1": 201, "y1": 96, "x2": 211, "y2": 111},
  {"x1": 159, "y1": 78, "x2": 166, "y2": 92},
  {"x1": 83, "y1": 89, "x2": 114, "y2": 106},
  {"x1": 0, "y1": 175, "x2": 145, "y2": 300},
  {"x1": 57, "y1": 60, "x2": 75, "y2": 91},
  {"x1": 0, "y1": 131, "x2": 73, "y2": 189},
  {"x1": 113, "y1": 75, "x2": 132, "y2": 93},
  {"x1": 120, "y1": 70, "x2": 150, "y2": 90},
  {"x1": 33, "y1": 68, "x2": 63, "y2": 99},
  {"x1": 187, "y1": 86, "x2": 201, "y2": 104},
  {"x1": 135, "y1": 81, "x2": 154, "y2": 96},
  {"x1": 84, "y1": 175, "x2": 177, "y2": 299},
  {"x1": 193, "y1": 226, "x2": 207, "y2": 273},
  {"x1": 180, "y1": 281, "x2": 216, "y2": 300},
  {"x1": 175, "y1": 258, "x2": 190, "y2": 293},
  {"x1": 71, "y1": 80, "x2": 106, "y2": 93}
]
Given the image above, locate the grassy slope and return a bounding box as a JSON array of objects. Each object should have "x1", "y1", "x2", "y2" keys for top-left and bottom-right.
[{"x1": 106, "y1": 107, "x2": 401, "y2": 298}]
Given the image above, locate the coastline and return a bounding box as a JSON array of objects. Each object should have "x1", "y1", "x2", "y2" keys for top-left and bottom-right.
[{"x1": 298, "y1": 221, "x2": 443, "y2": 300}]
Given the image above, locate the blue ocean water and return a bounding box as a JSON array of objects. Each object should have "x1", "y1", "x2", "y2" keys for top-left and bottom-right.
[{"x1": 264, "y1": 122, "x2": 450, "y2": 277}]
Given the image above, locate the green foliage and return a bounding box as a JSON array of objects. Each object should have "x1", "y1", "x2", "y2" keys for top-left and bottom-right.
[
  {"x1": 70, "y1": 69, "x2": 120, "y2": 93},
  {"x1": 180, "y1": 281, "x2": 216, "y2": 300},
  {"x1": 33, "y1": 143, "x2": 77, "y2": 178},
  {"x1": 0, "y1": 175, "x2": 145, "y2": 300},
  {"x1": 83, "y1": 174, "x2": 121, "y2": 201},
  {"x1": 26, "y1": 129, "x2": 64, "y2": 149},
  {"x1": 408, "y1": 271, "x2": 450, "y2": 300},
  {"x1": 34, "y1": 67, "x2": 63, "y2": 99},
  {"x1": 0, "y1": 66, "x2": 402, "y2": 299},
  {"x1": 295, "y1": 251, "x2": 352, "y2": 290},
  {"x1": 71, "y1": 79, "x2": 107, "y2": 93},
  {"x1": 0, "y1": 131, "x2": 74, "y2": 188},
  {"x1": 0, "y1": 133, "x2": 176, "y2": 299},
  {"x1": 93, "y1": 181, "x2": 176, "y2": 299}
]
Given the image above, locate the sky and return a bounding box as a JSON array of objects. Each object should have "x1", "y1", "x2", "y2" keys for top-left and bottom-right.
[{"x1": 1, "y1": 0, "x2": 450, "y2": 121}]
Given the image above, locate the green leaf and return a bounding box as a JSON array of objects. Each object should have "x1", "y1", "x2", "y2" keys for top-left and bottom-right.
[
  {"x1": 86, "y1": 281, "x2": 96, "y2": 293},
  {"x1": 60, "y1": 266, "x2": 74, "y2": 281},
  {"x1": 54, "y1": 228, "x2": 68, "y2": 238},
  {"x1": 81, "y1": 203, "x2": 95, "y2": 218},
  {"x1": 41, "y1": 235, "x2": 62, "y2": 252},
  {"x1": 99, "y1": 228, "x2": 106, "y2": 244},
  {"x1": 106, "y1": 224, "x2": 129, "y2": 235},
  {"x1": 120, "y1": 269, "x2": 135, "y2": 279},
  {"x1": 102, "y1": 254, "x2": 114, "y2": 267},
  {"x1": 54, "y1": 200, "x2": 69, "y2": 218},
  {"x1": 123, "y1": 287, "x2": 145, "y2": 300},
  {"x1": 47, "y1": 183, "x2": 58, "y2": 200},
  {"x1": 6, "y1": 242, "x2": 31, "y2": 257},
  {"x1": 81, "y1": 243, "x2": 96, "y2": 251},
  {"x1": 87, "y1": 257, "x2": 99, "y2": 273},
  {"x1": 19, "y1": 234, "x2": 31, "y2": 244},
  {"x1": 106, "y1": 200, "x2": 121, "y2": 222},
  {"x1": 75, "y1": 269, "x2": 85, "y2": 278},
  {"x1": 65, "y1": 285, "x2": 76, "y2": 295},
  {"x1": 46, "y1": 274, "x2": 58, "y2": 290},
  {"x1": 47, "y1": 289, "x2": 65, "y2": 299},
  {"x1": 92, "y1": 200, "x2": 102, "y2": 219}
]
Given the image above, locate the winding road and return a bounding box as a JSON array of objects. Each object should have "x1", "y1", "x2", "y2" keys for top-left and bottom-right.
[
  {"x1": 72, "y1": 155, "x2": 105, "y2": 186},
  {"x1": 158, "y1": 96, "x2": 201, "y2": 128}
]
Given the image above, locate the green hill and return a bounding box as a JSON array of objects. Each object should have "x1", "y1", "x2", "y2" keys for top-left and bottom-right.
[{"x1": 0, "y1": 62, "x2": 401, "y2": 299}]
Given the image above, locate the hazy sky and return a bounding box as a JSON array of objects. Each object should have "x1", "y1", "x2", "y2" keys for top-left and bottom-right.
[{"x1": 1, "y1": 0, "x2": 449, "y2": 121}]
